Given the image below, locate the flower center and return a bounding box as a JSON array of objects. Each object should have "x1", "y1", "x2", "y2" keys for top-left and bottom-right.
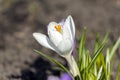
[{"x1": 54, "y1": 24, "x2": 62, "y2": 33}]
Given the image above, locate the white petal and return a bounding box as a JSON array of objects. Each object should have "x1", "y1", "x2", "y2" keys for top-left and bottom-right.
[
  {"x1": 47, "y1": 21, "x2": 63, "y2": 46},
  {"x1": 57, "y1": 39, "x2": 72, "y2": 55},
  {"x1": 48, "y1": 30, "x2": 63, "y2": 46},
  {"x1": 47, "y1": 21, "x2": 58, "y2": 34},
  {"x1": 33, "y1": 33, "x2": 61, "y2": 55},
  {"x1": 33, "y1": 33, "x2": 56, "y2": 51},
  {"x1": 63, "y1": 15, "x2": 75, "y2": 41},
  {"x1": 69, "y1": 15, "x2": 75, "y2": 39},
  {"x1": 63, "y1": 20, "x2": 71, "y2": 39}
]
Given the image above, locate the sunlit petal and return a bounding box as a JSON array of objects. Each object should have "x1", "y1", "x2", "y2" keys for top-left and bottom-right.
[
  {"x1": 63, "y1": 15, "x2": 75, "y2": 42},
  {"x1": 47, "y1": 21, "x2": 58, "y2": 34},
  {"x1": 57, "y1": 39, "x2": 72, "y2": 55},
  {"x1": 33, "y1": 33, "x2": 56, "y2": 51},
  {"x1": 48, "y1": 30, "x2": 63, "y2": 46},
  {"x1": 68, "y1": 15, "x2": 75, "y2": 40}
]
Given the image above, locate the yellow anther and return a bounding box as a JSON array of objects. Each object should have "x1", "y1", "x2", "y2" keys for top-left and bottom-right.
[{"x1": 54, "y1": 24, "x2": 62, "y2": 33}]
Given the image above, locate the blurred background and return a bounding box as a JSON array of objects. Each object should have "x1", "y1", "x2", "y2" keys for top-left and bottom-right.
[{"x1": 0, "y1": 0, "x2": 119, "y2": 80}]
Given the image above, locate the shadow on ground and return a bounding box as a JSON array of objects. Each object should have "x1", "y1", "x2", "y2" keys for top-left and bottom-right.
[{"x1": 8, "y1": 57, "x2": 60, "y2": 80}]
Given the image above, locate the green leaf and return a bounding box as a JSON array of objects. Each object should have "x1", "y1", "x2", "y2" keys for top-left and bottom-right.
[
  {"x1": 78, "y1": 27, "x2": 86, "y2": 71},
  {"x1": 87, "y1": 43, "x2": 105, "y2": 71},
  {"x1": 74, "y1": 75, "x2": 80, "y2": 80},
  {"x1": 79, "y1": 27, "x2": 86, "y2": 62},
  {"x1": 105, "y1": 48, "x2": 111, "y2": 80},
  {"x1": 87, "y1": 34, "x2": 108, "y2": 71},
  {"x1": 96, "y1": 53, "x2": 105, "y2": 68},
  {"x1": 101, "y1": 33, "x2": 109, "y2": 44},
  {"x1": 97, "y1": 66, "x2": 103, "y2": 80},
  {"x1": 52, "y1": 67, "x2": 65, "y2": 71},
  {"x1": 86, "y1": 50, "x2": 91, "y2": 68},
  {"x1": 116, "y1": 63, "x2": 120, "y2": 80},
  {"x1": 88, "y1": 72, "x2": 96, "y2": 80},
  {"x1": 109, "y1": 37, "x2": 120, "y2": 60},
  {"x1": 94, "y1": 33, "x2": 100, "y2": 53},
  {"x1": 34, "y1": 49, "x2": 70, "y2": 73}
]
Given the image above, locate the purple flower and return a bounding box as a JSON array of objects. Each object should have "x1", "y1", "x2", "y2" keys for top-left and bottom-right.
[
  {"x1": 60, "y1": 73, "x2": 72, "y2": 80},
  {"x1": 47, "y1": 73, "x2": 72, "y2": 80}
]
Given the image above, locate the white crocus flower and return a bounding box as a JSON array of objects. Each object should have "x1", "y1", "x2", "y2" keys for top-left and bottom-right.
[{"x1": 33, "y1": 15, "x2": 80, "y2": 77}]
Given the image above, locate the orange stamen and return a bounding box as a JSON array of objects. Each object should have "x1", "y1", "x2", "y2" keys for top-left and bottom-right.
[{"x1": 54, "y1": 24, "x2": 62, "y2": 33}]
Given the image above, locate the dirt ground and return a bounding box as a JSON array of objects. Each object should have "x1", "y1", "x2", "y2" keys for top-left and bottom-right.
[{"x1": 0, "y1": 0, "x2": 119, "y2": 80}]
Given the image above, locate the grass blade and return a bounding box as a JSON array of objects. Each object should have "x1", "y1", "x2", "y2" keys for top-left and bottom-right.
[
  {"x1": 97, "y1": 66, "x2": 103, "y2": 80},
  {"x1": 109, "y1": 37, "x2": 120, "y2": 60},
  {"x1": 79, "y1": 27, "x2": 86, "y2": 62},
  {"x1": 87, "y1": 43, "x2": 105, "y2": 71},
  {"x1": 34, "y1": 49, "x2": 69, "y2": 73},
  {"x1": 94, "y1": 33, "x2": 100, "y2": 53},
  {"x1": 116, "y1": 63, "x2": 120, "y2": 80},
  {"x1": 87, "y1": 34, "x2": 108, "y2": 71}
]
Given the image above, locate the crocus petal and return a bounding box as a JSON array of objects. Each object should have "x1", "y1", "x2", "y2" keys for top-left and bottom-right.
[
  {"x1": 57, "y1": 39, "x2": 72, "y2": 55},
  {"x1": 47, "y1": 75, "x2": 59, "y2": 80},
  {"x1": 67, "y1": 15, "x2": 75, "y2": 40},
  {"x1": 47, "y1": 21, "x2": 58, "y2": 34},
  {"x1": 33, "y1": 33, "x2": 63, "y2": 55},
  {"x1": 68, "y1": 15, "x2": 75, "y2": 39},
  {"x1": 33, "y1": 33, "x2": 56, "y2": 51},
  {"x1": 63, "y1": 15, "x2": 75, "y2": 42},
  {"x1": 60, "y1": 73, "x2": 72, "y2": 80},
  {"x1": 48, "y1": 29, "x2": 63, "y2": 46},
  {"x1": 63, "y1": 19, "x2": 71, "y2": 40}
]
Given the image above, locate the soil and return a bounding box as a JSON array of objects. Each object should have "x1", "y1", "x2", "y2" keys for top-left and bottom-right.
[{"x1": 0, "y1": 0, "x2": 119, "y2": 80}]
